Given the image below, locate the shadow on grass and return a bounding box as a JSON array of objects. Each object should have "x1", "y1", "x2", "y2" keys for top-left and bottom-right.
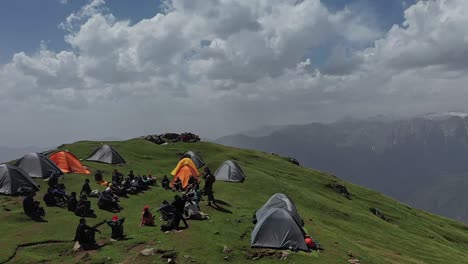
[
  {"x1": 211, "y1": 204, "x2": 233, "y2": 214},
  {"x1": 214, "y1": 199, "x2": 231, "y2": 207}
]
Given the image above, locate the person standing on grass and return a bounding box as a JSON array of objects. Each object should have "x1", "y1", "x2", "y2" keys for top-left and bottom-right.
[
  {"x1": 203, "y1": 167, "x2": 216, "y2": 206},
  {"x1": 171, "y1": 195, "x2": 189, "y2": 230}
]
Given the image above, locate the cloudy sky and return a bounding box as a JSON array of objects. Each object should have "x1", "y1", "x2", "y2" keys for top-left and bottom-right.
[{"x1": 1, "y1": 0, "x2": 467, "y2": 148}]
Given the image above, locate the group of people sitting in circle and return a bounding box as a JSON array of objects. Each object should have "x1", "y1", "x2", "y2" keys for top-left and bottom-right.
[{"x1": 22, "y1": 166, "x2": 218, "y2": 251}]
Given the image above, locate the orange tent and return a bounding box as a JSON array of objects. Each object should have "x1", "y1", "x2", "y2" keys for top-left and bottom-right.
[
  {"x1": 49, "y1": 151, "x2": 91, "y2": 175},
  {"x1": 171, "y1": 158, "x2": 200, "y2": 188}
]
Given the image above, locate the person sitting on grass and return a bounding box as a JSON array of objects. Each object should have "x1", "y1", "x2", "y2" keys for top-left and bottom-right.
[
  {"x1": 158, "y1": 200, "x2": 175, "y2": 221},
  {"x1": 140, "y1": 206, "x2": 155, "y2": 227},
  {"x1": 106, "y1": 215, "x2": 126, "y2": 241},
  {"x1": 47, "y1": 172, "x2": 60, "y2": 188},
  {"x1": 43, "y1": 188, "x2": 57, "y2": 207},
  {"x1": 74, "y1": 218, "x2": 103, "y2": 250},
  {"x1": 52, "y1": 184, "x2": 68, "y2": 206},
  {"x1": 94, "y1": 170, "x2": 103, "y2": 182},
  {"x1": 112, "y1": 169, "x2": 124, "y2": 185},
  {"x1": 98, "y1": 189, "x2": 121, "y2": 212},
  {"x1": 123, "y1": 177, "x2": 138, "y2": 194},
  {"x1": 147, "y1": 174, "x2": 156, "y2": 185},
  {"x1": 184, "y1": 197, "x2": 209, "y2": 220},
  {"x1": 107, "y1": 182, "x2": 127, "y2": 197},
  {"x1": 75, "y1": 194, "x2": 96, "y2": 217},
  {"x1": 161, "y1": 175, "x2": 170, "y2": 190},
  {"x1": 80, "y1": 179, "x2": 92, "y2": 196},
  {"x1": 128, "y1": 170, "x2": 135, "y2": 181},
  {"x1": 68, "y1": 192, "x2": 78, "y2": 212},
  {"x1": 23, "y1": 191, "x2": 46, "y2": 221},
  {"x1": 173, "y1": 177, "x2": 183, "y2": 192},
  {"x1": 137, "y1": 176, "x2": 149, "y2": 190}
]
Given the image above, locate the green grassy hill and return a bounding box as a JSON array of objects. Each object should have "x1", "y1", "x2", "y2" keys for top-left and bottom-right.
[{"x1": 1, "y1": 139, "x2": 468, "y2": 264}]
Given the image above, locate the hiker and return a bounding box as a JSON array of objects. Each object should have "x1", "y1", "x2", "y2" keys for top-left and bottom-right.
[
  {"x1": 173, "y1": 177, "x2": 183, "y2": 192},
  {"x1": 158, "y1": 200, "x2": 175, "y2": 221},
  {"x1": 68, "y1": 192, "x2": 78, "y2": 212},
  {"x1": 140, "y1": 206, "x2": 155, "y2": 227},
  {"x1": 75, "y1": 194, "x2": 95, "y2": 217},
  {"x1": 131, "y1": 178, "x2": 143, "y2": 192},
  {"x1": 147, "y1": 174, "x2": 156, "y2": 185},
  {"x1": 106, "y1": 215, "x2": 126, "y2": 241},
  {"x1": 112, "y1": 169, "x2": 123, "y2": 185},
  {"x1": 137, "y1": 176, "x2": 149, "y2": 190},
  {"x1": 98, "y1": 189, "x2": 121, "y2": 212},
  {"x1": 107, "y1": 182, "x2": 127, "y2": 197},
  {"x1": 74, "y1": 218, "x2": 102, "y2": 250},
  {"x1": 52, "y1": 184, "x2": 68, "y2": 206},
  {"x1": 48, "y1": 173, "x2": 59, "y2": 188},
  {"x1": 128, "y1": 170, "x2": 135, "y2": 181},
  {"x1": 80, "y1": 179, "x2": 92, "y2": 196},
  {"x1": 203, "y1": 167, "x2": 216, "y2": 206},
  {"x1": 123, "y1": 177, "x2": 138, "y2": 194},
  {"x1": 188, "y1": 175, "x2": 198, "y2": 189},
  {"x1": 43, "y1": 188, "x2": 57, "y2": 207},
  {"x1": 23, "y1": 191, "x2": 45, "y2": 220},
  {"x1": 142, "y1": 175, "x2": 154, "y2": 186},
  {"x1": 95, "y1": 170, "x2": 104, "y2": 182},
  {"x1": 172, "y1": 195, "x2": 189, "y2": 230},
  {"x1": 185, "y1": 185, "x2": 202, "y2": 205},
  {"x1": 161, "y1": 175, "x2": 170, "y2": 190},
  {"x1": 184, "y1": 197, "x2": 208, "y2": 220}
]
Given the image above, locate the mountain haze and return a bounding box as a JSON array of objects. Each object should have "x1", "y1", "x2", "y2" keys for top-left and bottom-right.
[{"x1": 217, "y1": 113, "x2": 468, "y2": 222}]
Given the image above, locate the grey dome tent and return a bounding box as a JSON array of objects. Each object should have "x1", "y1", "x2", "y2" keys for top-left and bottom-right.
[
  {"x1": 181, "y1": 151, "x2": 205, "y2": 169},
  {"x1": 0, "y1": 164, "x2": 39, "y2": 195},
  {"x1": 15, "y1": 153, "x2": 63, "y2": 178},
  {"x1": 251, "y1": 207, "x2": 308, "y2": 251},
  {"x1": 254, "y1": 193, "x2": 304, "y2": 226},
  {"x1": 214, "y1": 160, "x2": 246, "y2": 182},
  {"x1": 86, "y1": 145, "x2": 126, "y2": 164}
]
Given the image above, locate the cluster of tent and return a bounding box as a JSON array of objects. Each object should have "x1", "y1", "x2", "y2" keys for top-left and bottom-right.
[
  {"x1": 0, "y1": 144, "x2": 126, "y2": 195},
  {"x1": 170, "y1": 150, "x2": 247, "y2": 188},
  {"x1": 251, "y1": 193, "x2": 309, "y2": 251}
]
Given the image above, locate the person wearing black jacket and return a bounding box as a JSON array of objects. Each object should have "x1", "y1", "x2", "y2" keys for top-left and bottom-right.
[
  {"x1": 74, "y1": 218, "x2": 103, "y2": 249},
  {"x1": 171, "y1": 195, "x2": 188, "y2": 230},
  {"x1": 203, "y1": 167, "x2": 216, "y2": 206},
  {"x1": 23, "y1": 191, "x2": 45, "y2": 220},
  {"x1": 106, "y1": 215, "x2": 125, "y2": 240},
  {"x1": 161, "y1": 175, "x2": 170, "y2": 190},
  {"x1": 68, "y1": 192, "x2": 78, "y2": 212},
  {"x1": 80, "y1": 179, "x2": 92, "y2": 196}
]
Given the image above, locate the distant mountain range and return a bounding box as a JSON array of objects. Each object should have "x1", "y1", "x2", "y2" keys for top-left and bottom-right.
[
  {"x1": 0, "y1": 146, "x2": 48, "y2": 164},
  {"x1": 216, "y1": 112, "x2": 468, "y2": 222}
]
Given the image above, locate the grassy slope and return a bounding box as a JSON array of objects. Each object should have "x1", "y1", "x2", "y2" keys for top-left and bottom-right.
[{"x1": 0, "y1": 139, "x2": 468, "y2": 264}]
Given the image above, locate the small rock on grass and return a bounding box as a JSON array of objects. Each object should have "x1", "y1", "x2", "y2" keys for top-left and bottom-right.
[
  {"x1": 140, "y1": 248, "x2": 155, "y2": 256},
  {"x1": 223, "y1": 246, "x2": 232, "y2": 253}
]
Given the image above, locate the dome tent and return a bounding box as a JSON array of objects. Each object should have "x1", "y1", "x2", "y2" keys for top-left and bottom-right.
[
  {"x1": 0, "y1": 164, "x2": 39, "y2": 195},
  {"x1": 251, "y1": 207, "x2": 308, "y2": 251},
  {"x1": 15, "y1": 153, "x2": 63, "y2": 178},
  {"x1": 181, "y1": 151, "x2": 205, "y2": 169},
  {"x1": 214, "y1": 160, "x2": 246, "y2": 182},
  {"x1": 86, "y1": 145, "x2": 126, "y2": 164},
  {"x1": 171, "y1": 158, "x2": 200, "y2": 189},
  {"x1": 49, "y1": 150, "x2": 91, "y2": 174},
  {"x1": 254, "y1": 193, "x2": 304, "y2": 226}
]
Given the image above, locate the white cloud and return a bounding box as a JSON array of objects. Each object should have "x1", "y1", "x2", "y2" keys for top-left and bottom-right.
[{"x1": 1, "y1": 0, "x2": 468, "y2": 147}]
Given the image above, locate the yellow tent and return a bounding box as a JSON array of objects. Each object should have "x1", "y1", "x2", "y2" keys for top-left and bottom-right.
[
  {"x1": 170, "y1": 158, "x2": 200, "y2": 189},
  {"x1": 171, "y1": 158, "x2": 199, "y2": 176}
]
